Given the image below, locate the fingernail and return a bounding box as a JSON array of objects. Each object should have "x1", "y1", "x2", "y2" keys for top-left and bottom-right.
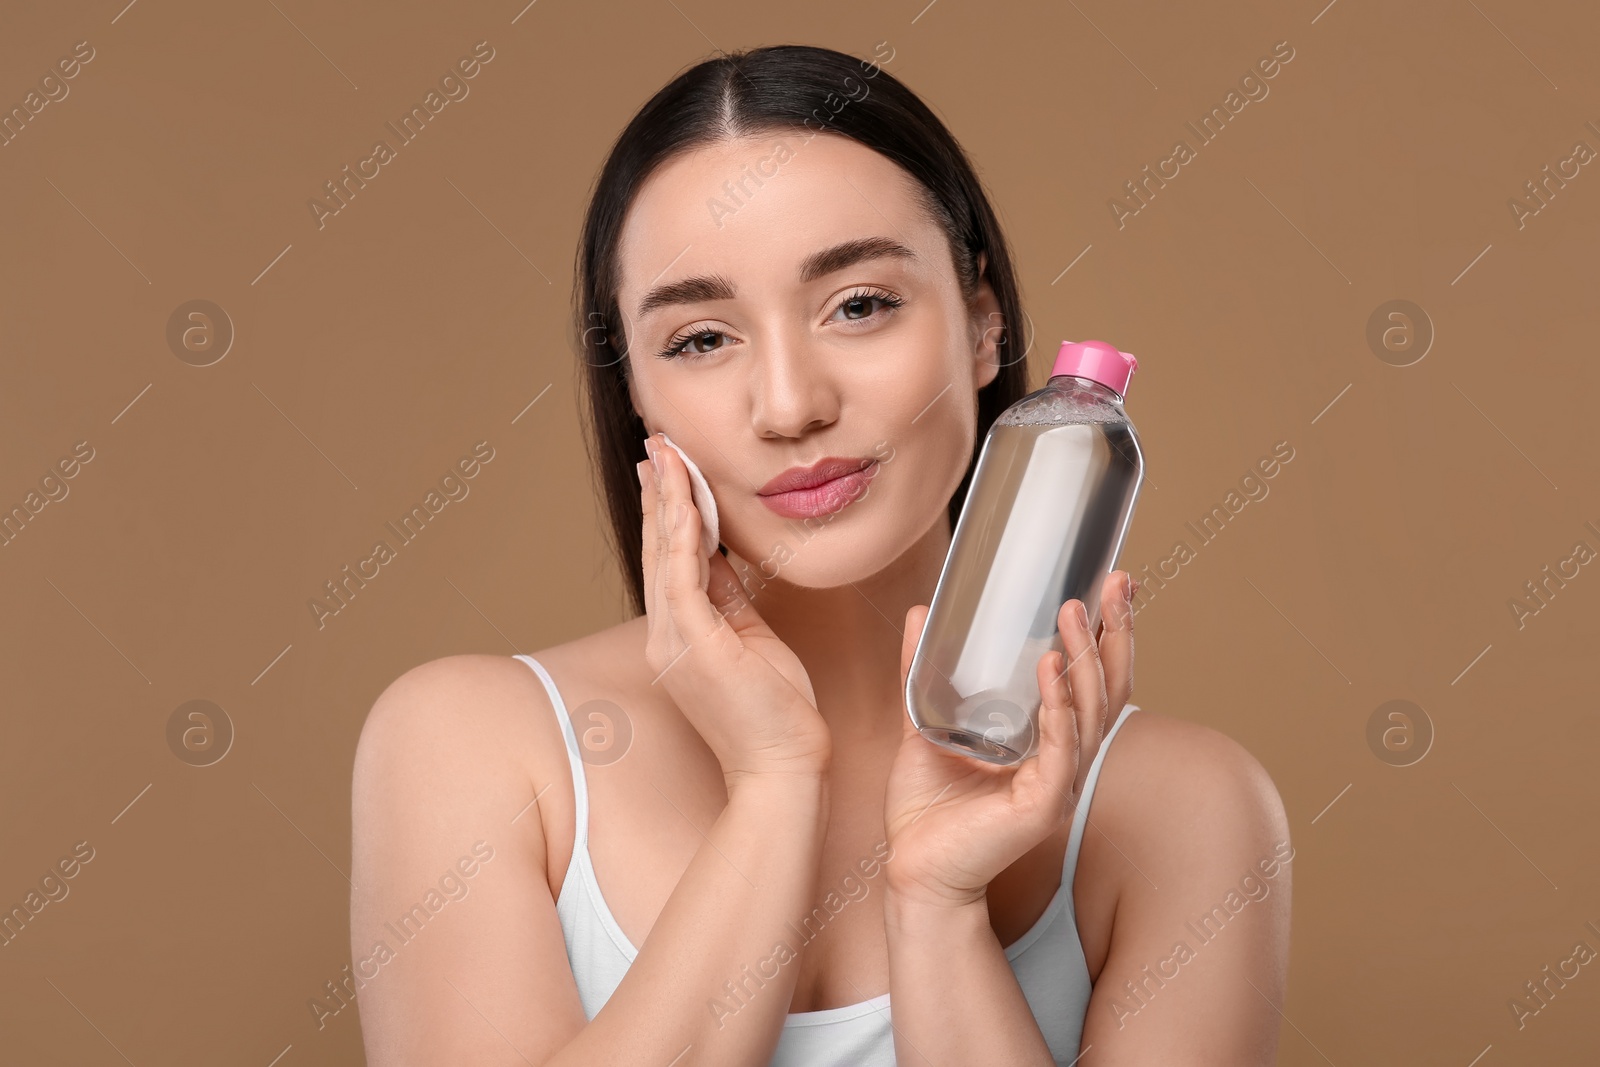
[
  {"x1": 672, "y1": 502, "x2": 686, "y2": 531},
  {"x1": 636, "y1": 459, "x2": 649, "y2": 490},
  {"x1": 1122, "y1": 573, "x2": 1134, "y2": 603},
  {"x1": 646, "y1": 438, "x2": 661, "y2": 478},
  {"x1": 1073, "y1": 600, "x2": 1088, "y2": 629}
]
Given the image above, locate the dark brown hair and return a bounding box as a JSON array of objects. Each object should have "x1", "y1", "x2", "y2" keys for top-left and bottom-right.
[{"x1": 572, "y1": 44, "x2": 1033, "y2": 616}]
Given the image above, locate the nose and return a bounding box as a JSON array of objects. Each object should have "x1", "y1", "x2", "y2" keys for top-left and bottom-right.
[{"x1": 749, "y1": 332, "x2": 838, "y2": 439}]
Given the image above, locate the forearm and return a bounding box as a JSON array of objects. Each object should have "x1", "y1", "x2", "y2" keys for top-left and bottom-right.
[
  {"x1": 884, "y1": 889, "x2": 1056, "y2": 1067},
  {"x1": 544, "y1": 772, "x2": 829, "y2": 1067}
]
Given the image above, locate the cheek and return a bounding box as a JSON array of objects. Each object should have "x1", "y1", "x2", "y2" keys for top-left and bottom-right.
[
  {"x1": 853, "y1": 398, "x2": 974, "y2": 547},
  {"x1": 859, "y1": 350, "x2": 967, "y2": 433},
  {"x1": 851, "y1": 337, "x2": 979, "y2": 505},
  {"x1": 909, "y1": 404, "x2": 978, "y2": 504}
]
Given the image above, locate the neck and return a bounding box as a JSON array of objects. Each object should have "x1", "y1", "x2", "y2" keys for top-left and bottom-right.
[{"x1": 726, "y1": 514, "x2": 953, "y2": 746}]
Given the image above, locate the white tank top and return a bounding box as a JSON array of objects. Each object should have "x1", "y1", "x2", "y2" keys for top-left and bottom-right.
[{"x1": 515, "y1": 653, "x2": 1138, "y2": 1066}]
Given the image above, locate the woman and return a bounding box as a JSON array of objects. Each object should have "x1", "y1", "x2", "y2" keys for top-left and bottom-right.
[{"x1": 350, "y1": 44, "x2": 1291, "y2": 1066}]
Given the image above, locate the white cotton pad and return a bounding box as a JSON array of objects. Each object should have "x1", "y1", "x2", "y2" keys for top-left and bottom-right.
[{"x1": 658, "y1": 433, "x2": 720, "y2": 565}]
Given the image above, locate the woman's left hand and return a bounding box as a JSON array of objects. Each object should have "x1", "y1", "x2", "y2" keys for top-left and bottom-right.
[{"x1": 882, "y1": 571, "x2": 1137, "y2": 907}]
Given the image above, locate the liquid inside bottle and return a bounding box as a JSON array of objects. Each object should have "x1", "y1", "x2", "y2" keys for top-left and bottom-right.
[{"x1": 906, "y1": 344, "x2": 1144, "y2": 765}]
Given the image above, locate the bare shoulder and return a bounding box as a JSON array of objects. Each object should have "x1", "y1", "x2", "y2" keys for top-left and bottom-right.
[
  {"x1": 351, "y1": 619, "x2": 649, "y2": 851},
  {"x1": 361, "y1": 651, "x2": 548, "y2": 727},
  {"x1": 348, "y1": 646, "x2": 624, "y2": 1064},
  {"x1": 1096, "y1": 708, "x2": 1289, "y2": 849},
  {"x1": 1075, "y1": 710, "x2": 1286, "y2": 1062},
  {"x1": 354, "y1": 652, "x2": 558, "y2": 793},
  {"x1": 350, "y1": 652, "x2": 572, "y2": 902},
  {"x1": 1076, "y1": 710, "x2": 1295, "y2": 1053}
]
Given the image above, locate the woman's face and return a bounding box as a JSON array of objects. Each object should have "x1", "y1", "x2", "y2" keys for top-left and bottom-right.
[{"x1": 616, "y1": 131, "x2": 1002, "y2": 588}]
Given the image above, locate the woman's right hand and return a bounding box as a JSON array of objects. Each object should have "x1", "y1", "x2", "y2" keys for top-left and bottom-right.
[{"x1": 639, "y1": 432, "x2": 831, "y2": 785}]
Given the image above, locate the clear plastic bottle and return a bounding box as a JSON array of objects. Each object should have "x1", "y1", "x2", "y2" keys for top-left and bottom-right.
[{"x1": 905, "y1": 339, "x2": 1144, "y2": 764}]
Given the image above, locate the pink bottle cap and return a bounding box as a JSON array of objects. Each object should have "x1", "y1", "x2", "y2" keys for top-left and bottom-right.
[{"x1": 1051, "y1": 339, "x2": 1139, "y2": 397}]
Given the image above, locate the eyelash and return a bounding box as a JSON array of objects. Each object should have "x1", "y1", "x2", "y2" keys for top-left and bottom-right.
[{"x1": 654, "y1": 288, "x2": 905, "y2": 361}]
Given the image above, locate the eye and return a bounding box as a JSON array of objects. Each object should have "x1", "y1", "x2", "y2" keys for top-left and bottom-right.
[
  {"x1": 654, "y1": 288, "x2": 905, "y2": 362},
  {"x1": 656, "y1": 326, "x2": 730, "y2": 361},
  {"x1": 830, "y1": 288, "x2": 904, "y2": 325}
]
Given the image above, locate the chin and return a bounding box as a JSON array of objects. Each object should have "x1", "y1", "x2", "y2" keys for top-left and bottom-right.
[{"x1": 724, "y1": 498, "x2": 934, "y2": 591}]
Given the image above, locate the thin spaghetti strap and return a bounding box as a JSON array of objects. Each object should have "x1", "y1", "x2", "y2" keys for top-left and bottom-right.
[
  {"x1": 1063, "y1": 703, "x2": 1140, "y2": 889},
  {"x1": 513, "y1": 654, "x2": 589, "y2": 854}
]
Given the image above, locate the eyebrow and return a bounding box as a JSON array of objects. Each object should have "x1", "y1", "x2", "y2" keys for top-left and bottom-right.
[{"x1": 634, "y1": 236, "x2": 919, "y2": 319}]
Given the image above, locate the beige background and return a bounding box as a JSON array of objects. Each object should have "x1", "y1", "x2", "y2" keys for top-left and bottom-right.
[{"x1": 3, "y1": 0, "x2": 1597, "y2": 1063}]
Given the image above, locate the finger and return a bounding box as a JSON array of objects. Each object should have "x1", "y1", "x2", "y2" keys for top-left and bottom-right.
[
  {"x1": 641, "y1": 441, "x2": 680, "y2": 676},
  {"x1": 706, "y1": 551, "x2": 755, "y2": 631},
  {"x1": 1034, "y1": 648, "x2": 1080, "y2": 808},
  {"x1": 650, "y1": 435, "x2": 685, "y2": 644},
  {"x1": 653, "y1": 436, "x2": 726, "y2": 649},
  {"x1": 898, "y1": 605, "x2": 930, "y2": 742},
  {"x1": 1098, "y1": 570, "x2": 1135, "y2": 717},
  {"x1": 649, "y1": 434, "x2": 680, "y2": 622},
  {"x1": 648, "y1": 438, "x2": 674, "y2": 646},
  {"x1": 705, "y1": 551, "x2": 780, "y2": 637},
  {"x1": 638, "y1": 455, "x2": 658, "y2": 619},
  {"x1": 1057, "y1": 597, "x2": 1109, "y2": 796}
]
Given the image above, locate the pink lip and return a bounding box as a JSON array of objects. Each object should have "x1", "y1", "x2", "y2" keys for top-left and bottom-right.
[
  {"x1": 757, "y1": 459, "x2": 880, "y2": 519},
  {"x1": 759, "y1": 456, "x2": 879, "y2": 495}
]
